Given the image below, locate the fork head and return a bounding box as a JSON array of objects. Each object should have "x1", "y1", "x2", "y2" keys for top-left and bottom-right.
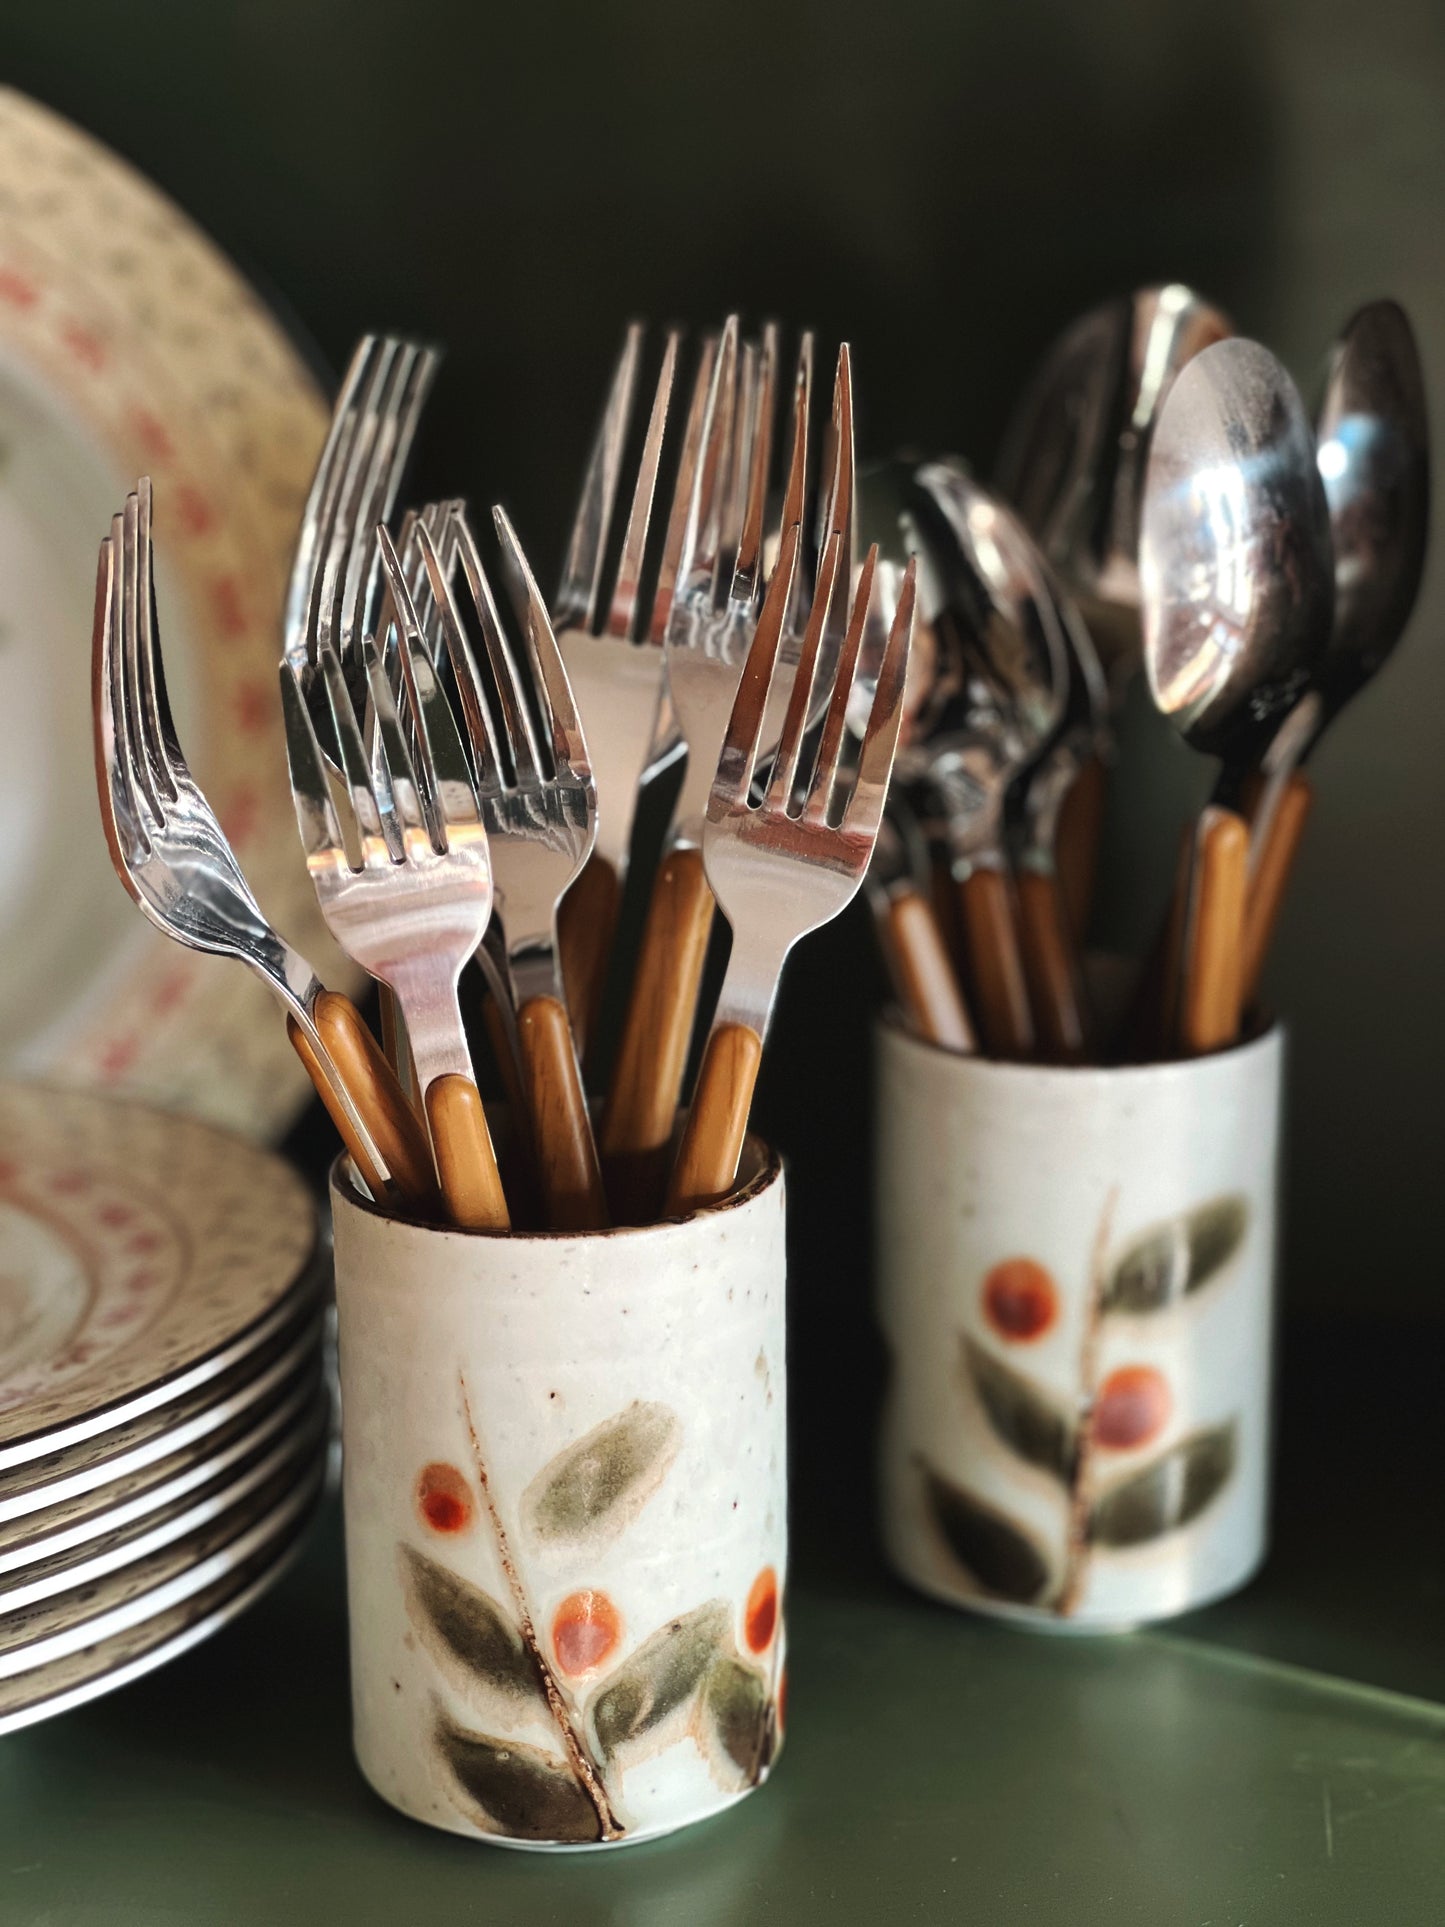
[{"x1": 704, "y1": 522, "x2": 916, "y2": 1039}]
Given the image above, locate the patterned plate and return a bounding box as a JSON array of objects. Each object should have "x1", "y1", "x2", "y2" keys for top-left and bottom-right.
[
  {"x1": 0, "y1": 86, "x2": 355, "y2": 1138},
  {"x1": 0, "y1": 1083, "x2": 318, "y2": 1466}
]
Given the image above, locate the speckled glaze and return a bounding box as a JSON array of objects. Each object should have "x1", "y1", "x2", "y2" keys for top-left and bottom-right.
[
  {"x1": 331, "y1": 1147, "x2": 788, "y2": 1850},
  {"x1": 875, "y1": 1021, "x2": 1282, "y2": 1632}
]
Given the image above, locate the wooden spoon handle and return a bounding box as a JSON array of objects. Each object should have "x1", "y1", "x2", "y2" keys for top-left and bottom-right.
[
  {"x1": 666, "y1": 1023, "x2": 763, "y2": 1216},
  {"x1": 1241, "y1": 774, "x2": 1312, "y2": 1011},
  {"x1": 287, "y1": 993, "x2": 438, "y2": 1212},
  {"x1": 556, "y1": 854, "x2": 623, "y2": 1065},
  {"x1": 516, "y1": 995, "x2": 608, "y2": 1231},
  {"x1": 1055, "y1": 753, "x2": 1108, "y2": 945},
  {"x1": 1015, "y1": 868, "x2": 1091, "y2": 1062},
  {"x1": 1180, "y1": 807, "x2": 1248, "y2": 1056},
  {"x1": 956, "y1": 866, "x2": 1034, "y2": 1058},
  {"x1": 423, "y1": 1074, "x2": 511, "y2": 1230},
  {"x1": 876, "y1": 887, "x2": 975, "y2": 1051},
  {"x1": 601, "y1": 846, "x2": 716, "y2": 1221}
]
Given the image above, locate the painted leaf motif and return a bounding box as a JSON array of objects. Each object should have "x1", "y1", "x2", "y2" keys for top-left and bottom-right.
[
  {"x1": 700, "y1": 1653, "x2": 771, "y2": 1788},
  {"x1": 433, "y1": 1710, "x2": 600, "y2": 1843},
  {"x1": 399, "y1": 1545, "x2": 541, "y2": 1703},
  {"x1": 1089, "y1": 1421, "x2": 1239, "y2": 1548},
  {"x1": 962, "y1": 1337, "x2": 1076, "y2": 1483},
  {"x1": 589, "y1": 1600, "x2": 729, "y2": 1758},
  {"x1": 522, "y1": 1401, "x2": 682, "y2": 1549},
  {"x1": 1105, "y1": 1197, "x2": 1249, "y2": 1314},
  {"x1": 920, "y1": 1463, "x2": 1053, "y2": 1604}
]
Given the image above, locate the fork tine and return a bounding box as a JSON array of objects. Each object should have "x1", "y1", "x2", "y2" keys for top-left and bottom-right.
[
  {"x1": 454, "y1": 509, "x2": 547, "y2": 785},
  {"x1": 836, "y1": 556, "x2": 916, "y2": 843},
  {"x1": 419, "y1": 520, "x2": 508, "y2": 786},
  {"x1": 363, "y1": 636, "x2": 429, "y2": 843},
  {"x1": 678, "y1": 316, "x2": 740, "y2": 606},
  {"x1": 602, "y1": 330, "x2": 679, "y2": 640},
  {"x1": 778, "y1": 333, "x2": 813, "y2": 634},
  {"x1": 377, "y1": 527, "x2": 480, "y2": 838},
  {"x1": 119, "y1": 489, "x2": 172, "y2": 820},
  {"x1": 310, "y1": 338, "x2": 398, "y2": 659},
  {"x1": 93, "y1": 531, "x2": 142, "y2": 872},
  {"x1": 821, "y1": 343, "x2": 856, "y2": 596},
  {"x1": 557, "y1": 323, "x2": 643, "y2": 634},
  {"x1": 319, "y1": 644, "x2": 391, "y2": 863},
  {"x1": 729, "y1": 321, "x2": 778, "y2": 608},
  {"x1": 647, "y1": 335, "x2": 718, "y2": 645},
  {"x1": 804, "y1": 544, "x2": 880, "y2": 826},
  {"x1": 284, "y1": 335, "x2": 385, "y2": 663},
  {"x1": 133, "y1": 477, "x2": 195, "y2": 796},
  {"x1": 763, "y1": 530, "x2": 843, "y2": 812},
  {"x1": 718, "y1": 337, "x2": 757, "y2": 589},
  {"x1": 494, "y1": 504, "x2": 591, "y2": 785},
  {"x1": 711, "y1": 521, "x2": 803, "y2": 814},
  {"x1": 279, "y1": 663, "x2": 350, "y2": 866},
  {"x1": 340, "y1": 341, "x2": 438, "y2": 667}
]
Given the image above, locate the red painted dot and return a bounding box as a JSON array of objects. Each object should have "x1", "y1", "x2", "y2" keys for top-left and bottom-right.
[
  {"x1": 1095, "y1": 1366, "x2": 1172, "y2": 1451},
  {"x1": 745, "y1": 1567, "x2": 779, "y2": 1654},
  {"x1": 415, "y1": 1462, "x2": 473, "y2": 1535},
  {"x1": 982, "y1": 1259, "x2": 1059, "y2": 1342},
  {"x1": 551, "y1": 1591, "x2": 622, "y2": 1677}
]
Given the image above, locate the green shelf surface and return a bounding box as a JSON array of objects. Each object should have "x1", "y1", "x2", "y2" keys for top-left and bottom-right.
[{"x1": 2, "y1": 1492, "x2": 1443, "y2": 1926}]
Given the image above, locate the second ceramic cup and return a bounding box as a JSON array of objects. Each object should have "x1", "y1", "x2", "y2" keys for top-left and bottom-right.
[
  {"x1": 875, "y1": 1019, "x2": 1282, "y2": 1632},
  {"x1": 331, "y1": 1143, "x2": 788, "y2": 1851}
]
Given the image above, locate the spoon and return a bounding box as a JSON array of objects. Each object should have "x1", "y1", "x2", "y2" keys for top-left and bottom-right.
[
  {"x1": 997, "y1": 284, "x2": 1232, "y2": 690},
  {"x1": 1138, "y1": 336, "x2": 1334, "y2": 1050}
]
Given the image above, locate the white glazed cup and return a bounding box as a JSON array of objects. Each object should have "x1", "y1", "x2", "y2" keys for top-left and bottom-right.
[
  {"x1": 330, "y1": 1142, "x2": 788, "y2": 1851},
  {"x1": 875, "y1": 1020, "x2": 1283, "y2": 1632}
]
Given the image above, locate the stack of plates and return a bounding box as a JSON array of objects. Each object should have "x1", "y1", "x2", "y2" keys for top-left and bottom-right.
[{"x1": 0, "y1": 1083, "x2": 329, "y2": 1734}]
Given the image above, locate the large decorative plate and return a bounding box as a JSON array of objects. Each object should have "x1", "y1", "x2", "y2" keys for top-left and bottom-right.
[
  {"x1": 0, "y1": 1083, "x2": 317, "y2": 1466},
  {"x1": 0, "y1": 87, "x2": 352, "y2": 1138}
]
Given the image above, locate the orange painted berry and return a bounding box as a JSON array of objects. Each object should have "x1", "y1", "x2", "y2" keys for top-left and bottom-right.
[
  {"x1": 552, "y1": 1590, "x2": 622, "y2": 1676},
  {"x1": 1095, "y1": 1366, "x2": 1172, "y2": 1450},
  {"x1": 745, "y1": 1566, "x2": 779, "y2": 1654},
  {"x1": 415, "y1": 1462, "x2": 473, "y2": 1535},
  {"x1": 982, "y1": 1258, "x2": 1059, "y2": 1342}
]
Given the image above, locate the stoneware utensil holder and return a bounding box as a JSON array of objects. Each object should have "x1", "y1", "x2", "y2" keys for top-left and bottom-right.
[
  {"x1": 875, "y1": 1020, "x2": 1282, "y2": 1632},
  {"x1": 330, "y1": 1142, "x2": 788, "y2": 1851}
]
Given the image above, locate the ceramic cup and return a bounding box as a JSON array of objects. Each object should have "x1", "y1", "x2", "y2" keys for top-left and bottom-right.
[
  {"x1": 875, "y1": 1020, "x2": 1283, "y2": 1632},
  {"x1": 330, "y1": 1143, "x2": 788, "y2": 1851}
]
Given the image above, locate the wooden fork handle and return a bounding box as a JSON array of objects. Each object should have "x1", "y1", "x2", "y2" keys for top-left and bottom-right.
[
  {"x1": 956, "y1": 866, "x2": 1035, "y2": 1059},
  {"x1": 1055, "y1": 753, "x2": 1108, "y2": 946},
  {"x1": 1241, "y1": 774, "x2": 1313, "y2": 1011},
  {"x1": 287, "y1": 992, "x2": 438, "y2": 1213},
  {"x1": 424, "y1": 1075, "x2": 511, "y2": 1231},
  {"x1": 1180, "y1": 807, "x2": 1248, "y2": 1056},
  {"x1": 666, "y1": 1023, "x2": 763, "y2": 1217},
  {"x1": 557, "y1": 854, "x2": 623, "y2": 1065},
  {"x1": 876, "y1": 887, "x2": 974, "y2": 1051},
  {"x1": 601, "y1": 846, "x2": 716, "y2": 1222},
  {"x1": 516, "y1": 995, "x2": 609, "y2": 1232},
  {"x1": 1015, "y1": 868, "x2": 1091, "y2": 1062}
]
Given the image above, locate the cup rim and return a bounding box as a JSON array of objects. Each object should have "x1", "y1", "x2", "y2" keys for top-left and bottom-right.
[
  {"x1": 330, "y1": 1133, "x2": 784, "y2": 1243},
  {"x1": 875, "y1": 1008, "x2": 1284, "y2": 1087}
]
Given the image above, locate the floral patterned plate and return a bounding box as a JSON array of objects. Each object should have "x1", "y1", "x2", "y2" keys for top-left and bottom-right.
[
  {"x1": 0, "y1": 1082, "x2": 318, "y2": 1469},
  {"x1": 0, "y1": 86, "x2": 355, "y2": 1139}
]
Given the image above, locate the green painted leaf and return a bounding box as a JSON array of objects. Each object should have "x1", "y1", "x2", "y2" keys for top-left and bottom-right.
[
  {"x1": 701, "y1": 1653, "x2": 771, "y2": 1788},
  {"x1": 1089, "y1": 1421, "x2": 1239, "y2": 1547},
  {"x1": 963, "y1": 1337, "x2": 1076, "y2": 1483},
  {"x1": 522, "y1": 1401, "x2": 682, "y2": 1548},
  {"x1": 1105, "y1": 1196, "x2": 1249, "y2": 1314},
  {"x1": 589, "y1": 1600, "x2": 729, "y2": 1758},
  {"x1": 433, "y1": 1709, "x2": 600, "y2": 1843},
  {"x1": 398, "y1": 1545, "x2": 541, "y2": 1703},
  {"x1": 920, "y1": 1463, "x2": 1054, "y2": 1604}
]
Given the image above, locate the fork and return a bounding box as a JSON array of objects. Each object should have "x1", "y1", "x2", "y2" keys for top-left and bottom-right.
[
  {"x1": 279, "y1": 635, "x2": 510, "y2": 1232},
  {"x1": 667, "y1": 530, "x2": 916, "y2": 1213},
  {"x1": 95, "y1": 480, "x2": 437, "y2": 1213},
  {"x1": 550, "y1": 325, "x2": 705, "y2": 1056},
  {"x1": 602, "y1": 320, "x2": 853, "y2": 1221},
  {"x1": 416, "y1": 507, "x2": 608, "y2": 1232}
]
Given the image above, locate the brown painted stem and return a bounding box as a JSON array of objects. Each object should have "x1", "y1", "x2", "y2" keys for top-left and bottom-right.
[
  {"x1": 876, "y1": 888, "x2": 975, "y2": 1052},
  {"x1": 1015, "y1": 868, "x2": 1091, "y2": 1063},
  {"x1": 1180, "y1": 806, "x2": 1248, "y2": 1056},
  {"x1": 665, "y1": 1022, "x2": 763, "y2": 1217},
  {"x1": 516, "y1": 995, "x2": 608, "y2": 1232},
  {"x1": 556, "y1": 854, "x2": 623, "y2": 1066},
  {"x1": 459, "y1": 1375, "x2": 620, "y2": 1840},
  {"x1": 956, "y1": 865, "x2": 1034, "y2": 1059},
  {"x1": 288, "y1": 993, "x2": 438, "y2": 1214},
  {"x1": 423, "y1": 1075, "x2": 510, "y2": 1231},
  {"x1": 1241, "y1": 774, "x2": 1313, "y2": 1011},
  {"x1": 1057, "y1": 1185, "x2": 1119, "y2": 1617}
]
